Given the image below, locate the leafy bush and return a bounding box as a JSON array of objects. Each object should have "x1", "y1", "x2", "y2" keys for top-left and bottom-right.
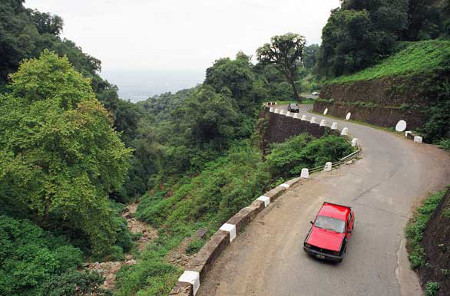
[
  {"x1": 266, "y1": 134, "x2": 353, "y2": 180},
  {"x1": 41, "y1": 270, "x2": 109, "y2": 296},
  {"x1": 438, "y1": 139, "x2": 450, "y2": 151},
  {"x1": 0, "y1": 215, "x2": 106, "y2": 296},
  {"x1": 186, "y1": 238, "x2": 206, "y2": 255},
  {"x1": 406, "y1": 190, "x2": 446, "y2": 269},
  {"x1": 425, "y1": 281, "x2": 440, "y2": 296}
]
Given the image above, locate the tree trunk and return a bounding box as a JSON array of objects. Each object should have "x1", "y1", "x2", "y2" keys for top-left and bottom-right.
[{"x1": 286, "y1": 74, "x2": 301, "y2": 102}]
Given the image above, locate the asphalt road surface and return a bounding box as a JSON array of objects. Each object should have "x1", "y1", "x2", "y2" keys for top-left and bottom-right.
[{"x1": 197, "y1": 105, "x2": 450, "y2": 296}]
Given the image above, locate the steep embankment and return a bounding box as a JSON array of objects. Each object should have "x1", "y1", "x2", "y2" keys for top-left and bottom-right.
[
  {"x1": 313, "y1": 40, "x2": 450, "y2": 133},
  {"x1": 418, "y1": 189, "x2": 450, "y2": 295}
]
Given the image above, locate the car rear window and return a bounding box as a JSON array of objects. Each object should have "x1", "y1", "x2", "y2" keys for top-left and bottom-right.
[{"x1": 314, "y1": 216, "x2": 345, "y2": 233}]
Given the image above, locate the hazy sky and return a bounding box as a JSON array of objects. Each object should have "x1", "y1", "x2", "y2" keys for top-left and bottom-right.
[{"x1": 25, "y1": 0, "x2": 340, "y2": 100}]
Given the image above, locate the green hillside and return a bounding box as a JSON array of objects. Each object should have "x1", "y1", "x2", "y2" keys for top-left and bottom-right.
[{"x1": 328, "y1": 40, "x2": 450, "y2": 84}]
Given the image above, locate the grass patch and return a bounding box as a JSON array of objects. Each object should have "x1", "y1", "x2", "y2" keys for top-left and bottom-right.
[
  {"x1": 328, "y1": 40, "x2": 450, "y2": 84},
  {"x1": 275, "y1": 98, "x2": 315, "y2": 105},
  {"x1": 405, "y1": 190, "x2": 446, "y2": 269}
]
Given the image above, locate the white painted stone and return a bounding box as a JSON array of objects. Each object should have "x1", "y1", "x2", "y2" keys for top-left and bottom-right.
[
  {"x1": 341, "y1": 127, "x2": 349, "y2": 136},
  {"x1": 310, "y1": 116, "x2": 317, "y2": 124},
  {"x1": 301, "y1": 115, "x2": 308, "y2": 121},
  {"x1": 414, "y1": 136, "x2": 423, "y2": 143},
  {"x1": 280, "y1": 109, "x2": 286, "y2": 115},
  {"x1": 257, "y1": 195, "x2": 271, "y2": 207},
  {"x1": 220, "y1": 223, "x2": 237, "y2": 242},
  {"x1": 405, "y1": 131, "x2": 412, "y2": 138},
  {"x1": 300, "y1": 168, "x2": 309, "y2": 179},
  {"x1": 269, "y1": 107, "x2": 274, "y2": 112},
  {"x1": 331, "y1": 122, "x2": 338, "y2": 130},
  {"x1": 324, "y1": 162, "x2": 332, "y2": 172},
  {"x1": 351, "y1": 138, "x2": 358, "y2": 147},
  {"x1": 320, "y1": 119, "x2": 327, "y2": 127},
  {"x1": 293, "y1": 113, "x2": 300, "y2": 119},
  {"x1": 280, "y1": 183, "x2": 290, "y2": 189},
  {"x1": 179, "y1": 271, "x2": 200, "y2": 295},
  {"x1": 286, "y1": 111, "x2": 293, "y2": 117},
  {"x1": 345, "y1": 112, "x2": 351, "y2": 120},
  {"x1": 323, "y1": 108, "x2": 328, "y2": 115},
  {"x1": 274, "y1": 109, "x2": 280, "y2": 114},
  {"x1": 395, "y1": 120, "x2": 407, "y2": 132}
]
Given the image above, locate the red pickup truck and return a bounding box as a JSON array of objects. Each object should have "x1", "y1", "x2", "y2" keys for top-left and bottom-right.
[{"x1": 303, "y1": 202, "x2": 355, "y2": 262}]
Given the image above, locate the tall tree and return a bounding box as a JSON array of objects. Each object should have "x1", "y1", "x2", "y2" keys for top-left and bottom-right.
[
  {"x1": 257, "y1": 33, "x2": 306, "y2": 101},
  {"x1": 0, "y1": 51, "x2": 132, "y2": 255}
]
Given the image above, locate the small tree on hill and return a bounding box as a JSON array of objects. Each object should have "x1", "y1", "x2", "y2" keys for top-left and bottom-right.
[{"x1": 257, "y1": 33, "x2": 306, "y2": 102}]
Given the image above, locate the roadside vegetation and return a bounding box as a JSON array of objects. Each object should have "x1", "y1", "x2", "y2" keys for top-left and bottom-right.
[
  {"x1": 328, "y1": 41, "x2": 450, "y2": 84},
  {"x1": 406, "y1": 189, "x2": 450, "y2": 296},
  {"x1": 405, "y1": 190, "x2": 445, "y2": 269}
]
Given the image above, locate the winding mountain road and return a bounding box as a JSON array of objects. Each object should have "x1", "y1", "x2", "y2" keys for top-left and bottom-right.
[{"x1": 197, "y1": 105, "x2": 450, "y2": 296}]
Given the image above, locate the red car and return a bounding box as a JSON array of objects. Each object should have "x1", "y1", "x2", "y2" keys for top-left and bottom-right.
[{"x1": 303, "y1": 202, "x2": 355, "y2": 262}]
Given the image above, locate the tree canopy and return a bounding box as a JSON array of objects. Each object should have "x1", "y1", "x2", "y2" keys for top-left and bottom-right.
[
  {"x1": 257, "y1": 33, "x2": 306, "y2": 101},
  {"x1": 0, "y1": 51, "x2": 132, "y2": 255},
  {"x1": 317, "y1": 0, "x2": 450, "y2": 78}
]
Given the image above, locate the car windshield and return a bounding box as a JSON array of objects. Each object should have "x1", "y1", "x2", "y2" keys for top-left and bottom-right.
[{"x1": 314, "y1": 216, "x2": 345, "y2": 233}]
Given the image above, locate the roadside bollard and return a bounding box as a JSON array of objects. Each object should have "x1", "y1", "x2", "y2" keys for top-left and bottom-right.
[
  {"x1": 405, "y1": 131, "x2": 411, "y2": 138},
  {"x1": 331, "y1": 122, "x2": 338, "y2": 130},
  {"x1": 280, "y1": 110, "x2": 286, "y2": 115},
  {"x1": 341, "y1": 127, "x2": 349, "y2": 136},
  {"x1": 301, "y1": 168, "x2": 309, "y2": 179},
  {"x1": 293, "y1": 113, "x2": 300, "y2": 119},
  {"x1": 301, "y1": 115, "x2": 308, "y2": 121},
  {"x1": 351, "y1": 138, "x2": 358, "y2": 147},
  {"x1": 320, "y1": 119, "x2": 327, "y2": 127},
  {"x1": 310, "y1": 117, "x2": 317, "y2": 124},
  {"x1": 269, "y1": 107, "x2": 274, "y2": 112},
  {"x1": 414, "y1": 136, "x2": 423, "y2": 143},
  {"x1": 324, "y1": 162, "x2": 332, "y2": 172},
  {"x1": 274, "y1": 109, "x2": 280, "y2": 114}
]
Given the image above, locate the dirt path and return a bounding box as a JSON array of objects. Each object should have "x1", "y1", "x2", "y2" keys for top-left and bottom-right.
[{"x1": 86, "y1": 201, "x2": 158, "y2": 290}]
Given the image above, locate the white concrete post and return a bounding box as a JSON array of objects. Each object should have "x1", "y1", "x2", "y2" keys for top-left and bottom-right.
[
  {"x1": 405, "y1": 131, "x2": 411, "y2": 138},
  {"x1": 220, "y1": 223, "x2": 237, "y2": 242},
  {"x1": 331, "y1": 122, "x2": 338, "y2": 130},
  {"x1": 300, "y1": 168, "x2": 309, "y2": 179},
  {"x1": 293, "y1": 113, "x2": 300, "y2": 119},
  {"x1": 320, "y1": 119, "x2": 327, "y2": 127},
  {"x1": 301, "y1": 115, "x2": 308, "y2": 121},
  {"x1": 269, "y1": 107, "x2": 274, "y2": 112},
  {"x1": 324, "y1": 162, "x2": 332, "y2": 172},
  {"x1": 351, "y1": 138, "x2": 358, "y2": 147},
  {"x1": 280, "y1": 109, "x2": 286, "y2": 115},
  {"x1": 310, "y1": 116, "x2": 317, "y2": 124},
  {"x1": 274, "y1": 109, "x2": 280, "y2": 114},
  {"x1": 414, "y1": 136, "x2": 423, "y2": 143},
  {"x1": 323, "y1": 108, "x2": 328, "y2": 115},
  {"x1": 345, "y1": 112, "x2": 351, "y2": 120},
  {"x1": 257, "y1": 195, "x2": 271, "y2": 207},
  {"x1": 179, "y1": 271, "x2": 200, "y2": 295},
  {"x1": 341, "y1": 127, "x2": 349, "y2": 136},
  {"x1": 286, "y1": 111, "x2": 293, "y2": 117}
]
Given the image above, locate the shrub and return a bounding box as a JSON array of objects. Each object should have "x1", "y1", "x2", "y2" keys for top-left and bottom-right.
[
  {"x1": 266, "y1": 134, "x2": 353, "y2": 180},
  {"x1": 425, "y1": 281, "x2": 440, "y2": 296},
  {"x1": 405, "y1": 190, "x2": 446, "y2": 269},
  {"x1": 0, "y1": 215, "x2": 97, "y2": 296},
  {"x1": 186, "y1": 238, "x2": 205, "y2": 255}
]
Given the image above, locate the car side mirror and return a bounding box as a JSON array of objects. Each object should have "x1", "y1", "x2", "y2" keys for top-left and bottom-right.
[{"x1": 310, "y1": 221, "x2": 314, "y2": 225}]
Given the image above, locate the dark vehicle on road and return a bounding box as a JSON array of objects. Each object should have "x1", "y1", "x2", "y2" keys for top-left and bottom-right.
[
  {"x1": 303, "y1": 202, "x2": 355, "y2": 262},
  {"x1": 287, "y1": 103, "x2": 299, "y2": 113}
]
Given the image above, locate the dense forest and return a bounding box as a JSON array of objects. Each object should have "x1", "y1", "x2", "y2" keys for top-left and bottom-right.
[{"x1": 0, "y1": 0, "x2": 449, "y2": 295}]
